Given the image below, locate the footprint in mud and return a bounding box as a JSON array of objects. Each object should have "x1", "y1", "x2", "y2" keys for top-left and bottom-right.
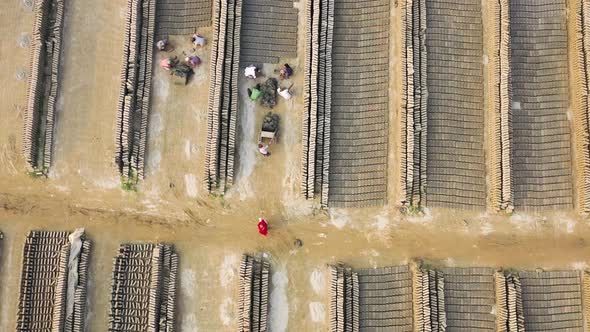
[
  {"x1": 21, "y1": 0, "x2": 34, "y2": 11},
  {"x1": 15, "y1": 69, "x2": 27, "y2": 81},
  {"x1": 17, "y1": 33, "x2": 31, "y2": 48}
]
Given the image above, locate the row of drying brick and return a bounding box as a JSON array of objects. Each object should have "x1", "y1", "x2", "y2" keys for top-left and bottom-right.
[
  {"x1": 204, "y1": 0, "x2": 242, "y2": 193},
  {"x1": 155, "y1": 0, "x2": 212, "y2": 36},
  {"x1": 239, "y1": 0, "x2": 298, "y2": 64},
  {"x1": 327, "y1": 0, "x2": 390, "y2": 208},
  {"x1": 331, "y1": 264, "x2": 586, "y2": 332},
  {"x1": 22, "y1": 0, "x2": 65, "y2": 174},
  {"x1": 115, "y1": 0, "x2": 156, "y2": 181},
  {"x1": 301, "y1": 0, "x2": 334, "y2": 206}
]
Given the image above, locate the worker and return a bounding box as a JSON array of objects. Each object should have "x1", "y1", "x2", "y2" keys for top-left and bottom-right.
[
  {"x1": 247, "y1": 84, "x2": 262, "y2": 101},
  {"x1": 156, "y1": 38, "x2": 169, "y2": 51},
  {"x1": 191, "y1": 33, "x2": 206, "y2": 47},
  {"x1": 160, "y1": 56, "x2": 177, "y2": 70},
  {"x1": 258, "y1": 218, "x2": 268, "y2": 236},
  {"x1": 258, "y1": 143, "x2": 271, "y2": 156},
  {"x1": 185, "y1": 55, "x2": 201, "y2": 68},
  {"x1": 245, "y1": 65, "x2": 260, "y2": 79},
  {"x1": 277, "y1": 85, "x2": 292, "y2": 100},
  {"x1": 279, "y1": 63, "x2": 293, "y2": 79}
]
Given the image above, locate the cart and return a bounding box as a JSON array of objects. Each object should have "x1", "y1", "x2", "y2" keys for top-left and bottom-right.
[{"x1": 258, "y1": 112, "x2": 279, "y2": 145}]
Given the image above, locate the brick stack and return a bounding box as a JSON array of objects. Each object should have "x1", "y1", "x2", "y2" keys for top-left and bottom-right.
[
  {"x1": 489, "y1": 0, "x2": 514, "y2": 213},
  {"x1": 108, "y1": 243, "x2": 178, "y2": 332},
  {"x1": 330, "y1": 265, "x2": 413, "y2": 331},
  {"x1": 238, "y1": 255, "x2": 270, "y2": 332},
  {"x1": 156, "y1": 0, "x2": 212, "y2": 37},
  {"x1": 519, "y1": 270, "x2": 583, "y2": 331},
  {"x1": 401, "y1": 0, "x2": 427, "y2": 207},
  {"x1": 574, "y1": 0, "x2": 590, "y2": 214},
  {"x1": 17, "y1": 230, "x2": 91, "y2": 332},
  {"x1": 510, "y1": 0, "x2": 573, "y2": 209},
  {"x1": 327, "y1": 0, "x2": 390, "y2": 207},
  {"x1": 329, "y1": 265, "x2": 359, "y2": 331},
  {"x1": 205, "y1": 0, "x2": 243, "y2": 193},
  {"x1": 23, "y1": 0, "x2": 65, "y2": 173},
  {"x1": 413, "y1": 266, "x2": 446, "y2": 331},
  {"x1": 442, "y1": 267, "x2": 495, "y2": 331},
  {"x1": 495, "y1": 271, "x2": 525, "y2": 332},
  {"x1": 239, "y1": 0, "x2": 298, "y2": 64},
  {"x1": 425, "y1": 0, "x2": 486, "y2": 209},
  {"x1": 301, "y1": 0, "x2": 333, "y2": 206},
  {"x1": 115, "y1": 0, "x2": 156, "y2": 181}
]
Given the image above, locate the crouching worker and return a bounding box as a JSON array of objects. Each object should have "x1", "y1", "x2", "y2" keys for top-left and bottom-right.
[
  {"x1": 279, "y1": 63, "x2": 293, "y2": 79},
  {"x1": 277, "y1": 85, "x2": 292, "y2": 100},
  {"x1": 245, "y1": 64, "x2": 261, "y2": 79},
  {"x1": 258, "y1": 143, "x2": 271, "y2": 157},
  {"x1": 191, "y1": 33, "x2": 206, "y2": 47},
  {"x1": 247, "y1": 84, "x2": 262, "y2": 101},
  {"x1": 156, "y1": 38, "x2": 172, "y2": 52},
  {"x1": 160, "y1": 56, "x2": 178, "y2": 71},
  {"x1": 185, "y1": 55, "x2": 201, "y2": 68}
]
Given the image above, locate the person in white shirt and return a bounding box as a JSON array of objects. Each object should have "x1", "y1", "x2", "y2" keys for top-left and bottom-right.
[
  {"x1": 191, "y1": 33, "x2": 206, "y2": 47},
  {"x1": 277, "y1": 86, "x2": 292, "y2": 100},
  {"x1": 258, "y1": 143, "x2": 270, "y2": 156},
  {"x1": 245, "y1": 65, "x2": 260, "y2": 79}
]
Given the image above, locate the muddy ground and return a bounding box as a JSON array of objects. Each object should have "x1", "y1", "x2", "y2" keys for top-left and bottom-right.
[{"x1": 1, "y1": 0, "x2": 590, "y2": 331}]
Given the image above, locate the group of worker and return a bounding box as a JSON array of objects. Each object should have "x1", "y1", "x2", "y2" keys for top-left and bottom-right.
[
  {"x1": 157, "y1": 33, "x2": 206, "y2": 73},
  {"x1": 245, "y1": 63, "x2": 295, "y2": 157},
  {"x1": 245, "y1": 64, "x2": 294, "y2": 101}
]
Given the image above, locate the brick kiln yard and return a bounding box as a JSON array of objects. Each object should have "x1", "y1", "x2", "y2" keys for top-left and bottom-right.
[{"x1": 3, "y1": 0, "x2": 590, "y2": 331}]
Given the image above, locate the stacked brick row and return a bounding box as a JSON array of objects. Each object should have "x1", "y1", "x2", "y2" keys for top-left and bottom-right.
[
  {"x1": 330, "y1": 265, "x2": 414, "y2": 331},
  {"x1": 329, "y1": 264, "x2": 589, "y2": 331},
  {"x1": 510, "y1": 0, "x2": 573, "y2": 209},
  {"x1": 490, "y1": 0, "x2": 514, "y2": 212},
  {"x1": 413, "y1": 266, "x2": 446, "y2": 331},
  {"x1": 22, "y1": 0, "x2": 64, "y2": 173},
  {"x1": 358, "y1": 266, "x2": 413, "y2": 331},
  {"x1": 17, "y1": 230, "x2": 90, "y2": 332},
  {"x1": 574, "y1": 0, "x2": 590, "y2": 214},
  {"x1": 156, "y1": 0, "x2": 212, "y2": 37},
  {"x1": 115, "y1": 0, "x2": 156, "y2": 181},
  {"x1": 301, "y1": 0, "x2": 334, "y2": 206},
  {"x1": 520, "y1": 270, "x2": 583, "y2": 331},
  {"x1": 329, "y1": 265, "x2": 359, "y2": 332},
  {"x1": 108, "y1": 243, "x2": 178, "y2": 332},
  {"x1": 205, "y1": 0, "x2": 242, "y2": 193},
  {"x1": 442, "y1": 267, "x2": 495, "y2": 331},
  {"x1": 238, "y1": 255, "x2": 269, "y2": 332},
  {"x1": 425, "y1": 0, "x2": 486, "y2": 209},
  {"x1": 583, "y1": 272, "x2": 590, "y2": 329},
  {"x1": 327, "y1": 0, "x2": 390, "y2": 207},
  {"x1": 239, "y1": 0, "x2": 298, "y2": 64},
  {"x1": 401, "y1": 0, "x2": 427, "y2": 207},
  {"x1": 495, "y1": 272, "x2": 524, "y2": 332}
]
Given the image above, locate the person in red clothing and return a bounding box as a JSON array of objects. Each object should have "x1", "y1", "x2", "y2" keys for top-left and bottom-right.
[{"x1": 257, "y1": 218, "x2": 268, "y2": 236}]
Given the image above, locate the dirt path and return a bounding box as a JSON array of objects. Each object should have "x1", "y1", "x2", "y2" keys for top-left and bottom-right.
[
  {"x1": 49, "y1": 0, "x2": 126, "y2": 192},
  {"x1": 1, "y1": 192, "x2": 590, "y2": 331}
]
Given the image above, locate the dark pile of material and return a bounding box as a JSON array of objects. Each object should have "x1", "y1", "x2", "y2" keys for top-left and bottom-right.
[
  {"x1": 260, "y1": 78, "x2": 278, "y2": 108},
  {"x1": 262, "y1": 112, "x2": 279, "y2": 132}
]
